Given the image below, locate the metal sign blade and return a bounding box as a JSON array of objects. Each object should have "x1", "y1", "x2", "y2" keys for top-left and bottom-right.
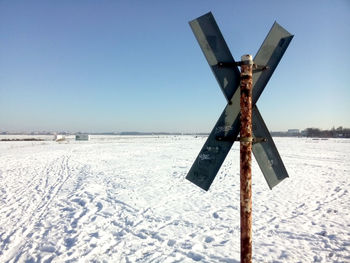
[
  {"x1": 186, "y1": 96, "x2": 240, "y2": 191},
  {"x1": 186, "y1": 16, "x2": 293, "y2": 191},
  {"x1": 189, "y1": 12, "x2": 240, "y2": 101},
  {"x1": 252, "y1": 22, "x2": 294, "y2": 104},
  {"x1": 186, "y1": 12, "x2": 241, "y2": 190},
  {"x1": 252, "y1": 106, "x2": 289, "y2": 189}
]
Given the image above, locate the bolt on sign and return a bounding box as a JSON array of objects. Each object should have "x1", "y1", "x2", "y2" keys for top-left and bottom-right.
[{"x1": 186, "y1": 12, "x2": 293, "y2": 191}]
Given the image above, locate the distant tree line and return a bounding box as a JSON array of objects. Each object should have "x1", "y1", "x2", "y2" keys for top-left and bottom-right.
[{"x1": 305, "y1": 126, "x2": 350, "y2": 138}]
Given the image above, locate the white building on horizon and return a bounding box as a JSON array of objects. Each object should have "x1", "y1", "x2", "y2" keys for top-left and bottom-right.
[{"x1": 75, "y1": 134, "x2": 90, "y2": 141}]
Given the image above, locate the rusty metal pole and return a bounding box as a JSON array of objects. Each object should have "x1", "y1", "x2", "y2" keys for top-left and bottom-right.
[{"x1": 239, "y1": 54, "x2": 253, "y2": 263}]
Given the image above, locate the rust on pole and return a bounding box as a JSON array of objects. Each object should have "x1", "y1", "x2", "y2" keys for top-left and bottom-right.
[{"x1": 239, "y1": 54, "x2": 253, "y2": 263}]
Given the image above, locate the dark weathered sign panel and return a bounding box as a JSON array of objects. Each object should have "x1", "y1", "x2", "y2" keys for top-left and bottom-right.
[
  {"x1": 189, "y1": 12, "x2": 240, "y2": 102},
  {"x1": 252, "y1": 22, "x2": 294, "y2": 104},
  {"x1": 252, "y1": 106, "x2": 288, "y2": 189},
  {"x1": 186, "y1": 13, "x2": 293, "y2": 191}
]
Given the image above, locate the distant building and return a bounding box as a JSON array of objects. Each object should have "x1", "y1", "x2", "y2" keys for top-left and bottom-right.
[
  {"x1": 287, "y1": 129, "x2": 300, "y2": 135},
  {"x1": 75, "y1": 134, "x2": 90, "y2": 141},
  {"x1": 54, "y1": 134, "x2": 65, "y2": 141}
]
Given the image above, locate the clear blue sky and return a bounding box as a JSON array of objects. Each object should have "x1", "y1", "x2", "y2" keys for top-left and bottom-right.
[{"x1": 1, "y1": 0, "x2": 349, "y2": 133}]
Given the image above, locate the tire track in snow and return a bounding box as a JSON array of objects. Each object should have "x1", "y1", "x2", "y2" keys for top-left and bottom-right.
[
  {"x1": 1, "y1": 162, "x2": 43, "y2": 214},
  {"x1": 0, "y1": 153, "x2": 73, "y2": 262}
]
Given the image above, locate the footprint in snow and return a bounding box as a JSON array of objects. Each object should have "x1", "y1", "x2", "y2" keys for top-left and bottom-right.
[
  {"x1": 167, "y1": 239, "x2": 176, "y2": 247},
  {"x1": 205, "y1": 236, "x2": 214, "y2": 243},
  {"x1": 89, "y1": 232, "x2": 99, "y2": 238},
  {"x1": 64, "y1": 237, "x2": 77, "y2": 249},
  {"x1": 96, "y1": 201, "x2": 103, "y2": 212},
  {"x1": 316, "y1": 230, "x2": 327, "y2": 237},
  {"x1": 72, "y1": 198, "x2": 86, "y2": 207},
  {"x1": 186, "y1": 251, "x2": 203, "y2": 262},
  {"x1": 180, "y1": 241, "x2": 192, "y2": 250}
]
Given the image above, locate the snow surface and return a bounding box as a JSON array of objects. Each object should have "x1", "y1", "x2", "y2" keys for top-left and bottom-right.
[{"x1": 0, "y1": 136, "x2": 349, "y2": 262}]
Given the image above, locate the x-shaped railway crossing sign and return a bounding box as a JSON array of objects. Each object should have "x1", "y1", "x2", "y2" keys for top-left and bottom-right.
[{"x1": 186, "y1": 12, "x2": 293, "y2": 191}]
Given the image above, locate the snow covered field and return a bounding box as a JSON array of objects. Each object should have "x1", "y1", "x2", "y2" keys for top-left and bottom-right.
[{"x1": 0, "y1": 136, "x2": 349, "y2": 262}]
